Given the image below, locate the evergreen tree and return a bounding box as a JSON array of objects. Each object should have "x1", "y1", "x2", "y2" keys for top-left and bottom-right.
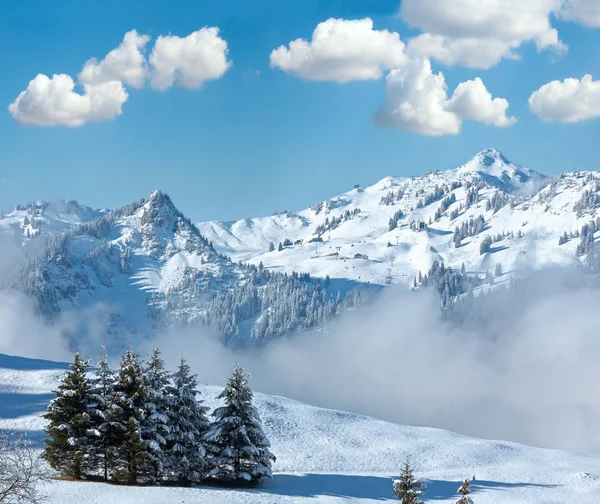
[
  {"x1": 206, "y1": 363, "x2": 275, "y2": 484},
  {"x1": 165, "y1": 359, "x2": 211, "y2": 485},
  {"x1": 110, "y1": 349, "x2": 153, "y2": 484},
  {"x1": 141, "y1": 347, "x2": 171, "y2": 483},
  {"x1": 87, "y1": 346, "x2": 117, "y2": 481},
  {"x1": 268, "y1": 242, "x2": 275, "y2": 252},
  {"x1": 278, "y1": 242, "x2": 283, "y2": 252},
  {"x1": 480, "y1": 236, "x2": 492, "y2": 255},
  {"x1": 392, "y1": 460, "x2": 426, "y2": 503},
  {"x1": 494, "y1": 263, "x2": 503, "y2": 277},
  {"x1": 456, "y1": 479, "x2": 474, "y2": 504},
  {"x1": 43, "y1": 352, "x2": 94, "y2": 479}
]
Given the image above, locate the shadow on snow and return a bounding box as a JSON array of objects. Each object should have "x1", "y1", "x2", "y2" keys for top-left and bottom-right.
[{"x1": 206, "y1": 474, "x2": 560, "y2": 501}]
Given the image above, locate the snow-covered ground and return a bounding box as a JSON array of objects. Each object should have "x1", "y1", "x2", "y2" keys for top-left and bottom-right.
[
  {"x1": 2, "y1": 352, "x2": 600, "y2": 503},
  {"x1": 197, "y1": 148, "x2": 591, "y2": 288}
]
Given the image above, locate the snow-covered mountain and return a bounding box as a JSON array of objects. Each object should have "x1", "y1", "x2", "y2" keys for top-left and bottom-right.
[
  {"x1": 0, "y1": 199, "x2": 106, "y2": 241},
  {"x1": 4, "y1": 148, "x2": 600, "y2": 347},
  {"x1": 197, "y1": 148, "x2": 596, "y2": 289},
  {"x1": 3, "y1": 191, "x2": 352, "y2": 349},
  {"x1": 2, "y1": 352, "x2": 600, "y2": 503}
]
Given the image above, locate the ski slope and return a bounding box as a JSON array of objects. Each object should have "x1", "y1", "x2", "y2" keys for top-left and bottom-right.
[
  {"x1": 2, "y1": 352, "x2": 600, "y2": 503},
  {"x1": 197, "y1": 149, "x2": 590, "y2": 288}
]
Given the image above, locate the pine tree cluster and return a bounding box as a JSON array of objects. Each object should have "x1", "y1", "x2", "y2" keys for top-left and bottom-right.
[
  {"x1": 314, "y1": 208, "x2": 361, "y2": 237},
  {"x1": 199, "y1": 264, "x2": 362, "y2": 346},
  {"x1": 453, "y1": 215, "x2": 486, "y2": 247},
  {"x1": 434, "y1": 193, "x2": 457, "y2": 221},
  {"x1": 574, "y1": 188, "x2": 600, "y2": 217},
  {"x1": 464, "y1": 187, "x2": 479, "y2": 208},
  {"x1": 43, "y1": 350, "x2": 275, "y2": 487},
  {"x1": 416, "y1": 183, "x2": 456, "y2": 209},
  {"x1": 416, "y1": 260, "x2": 481, "y2": 309},
  {"x1": 576, "y1": 218, "x2": 600, "y2": 256},
  {"x1": 380, "y1": 187, "x2": 405, "y2": 206},
  {"x1": 389, "y1": 209, "x2": 405, "y2": 231},
  {"x1": 485, "y1": 190, "x2": 511, "y2": 213}
]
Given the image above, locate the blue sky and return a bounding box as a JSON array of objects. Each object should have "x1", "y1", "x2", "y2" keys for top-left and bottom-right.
[{"x1": 0, "y1": 0, "x2": 599, "y2": 221}]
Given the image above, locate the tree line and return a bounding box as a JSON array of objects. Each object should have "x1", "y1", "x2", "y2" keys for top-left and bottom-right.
[{"x1": 43, "y1": 348, "x2": 275, "y2": 486}]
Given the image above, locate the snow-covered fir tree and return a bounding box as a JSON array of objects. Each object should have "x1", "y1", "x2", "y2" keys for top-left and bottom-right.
[
  {"x1": 456, "y1": 479, "x2": 474, "y2": 504},
  {"x1": 206, "y1": 363, "x2": 275, "y2": 484},
  {"x1": 392, "y1": 460, "x2": 426, "y2": 503},
  {"x1": 43, "y1": 353, "x2": 94, "y2": 479},
  {"x1": 165, "y1": 359, "x2": 211, "y2": 485},
  {"x1": 109, "y1": 349, "x2": 153, "y2": 484},
  {"x1": 141, "y1": 347, "x2": 171, "y2": 482},
  {"x1": 87, "y1": 346, "x2": 117, "y2": 481}
]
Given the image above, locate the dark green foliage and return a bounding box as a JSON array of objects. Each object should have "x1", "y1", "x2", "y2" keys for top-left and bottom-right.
[
  {"x1": 87, "y1": 347, "x2": 116, "y2": 481},
  {"x1": 392, "y1": 460, "x2": 426, "y2": 503},
  {"x1": 109, "y1": 350, "x2": 153, "y2": 484},
  {"x1": 141, "y1": 347, "x2": 171, "y2": 482},
  {"x1": 480, "y1": 236, "x2": 492, "y2": 255},
  {"x1": 165, "y1": 359, "x2": 211, "y2": 485},
  {"x1": 207, "y1": 364, "x2": 275, "y2": 484},
  {"x1": 43, "y1": 353, "x2": 94, "y2": 479}
]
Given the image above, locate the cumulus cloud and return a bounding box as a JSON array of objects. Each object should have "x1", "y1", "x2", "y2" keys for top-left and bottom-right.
[
  {"x1": 78, "y1": 30, "x2": 150, "y2": 89},
  {"x1": 269, "y1": 18, "x2": 406, "y2": 82},
  {"x1": 529, "y1": 74, "x2": 600, "y2": 122},
  {"x1": 373, "y1": 58, "x2": 515, "y2": 135},
  {"x1": 406, "y1": 34, "x2": 518, "y2": 69},
  {"x1": 8, "y1": 74, "x2": 128, "y2": 127},
  {"x1": 10, "y1": 27, "x2": 231, "y2": 126},
  {"x1": 149, "y1": 27, "x2": 232, "y2": 91},
  {"x1": 448, "y1": 77, "x2": 517, "y2": 126},
  {"x1": 559, "y1": 0, "x2": 600, "y2": 28},
  {"x1": 400, "y1": 0, "x2": 567, "y2": 68}
]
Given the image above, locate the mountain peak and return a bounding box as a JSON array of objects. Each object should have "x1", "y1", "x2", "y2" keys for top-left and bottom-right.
[
  {"x1": 456, "y1": 149, "x2": 544, "y2": 192},
  {"x1": 473, "y1": 148, "x2": 509, "y2": 165}
]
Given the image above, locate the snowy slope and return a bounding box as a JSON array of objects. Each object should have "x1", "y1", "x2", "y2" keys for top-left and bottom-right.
[
  {"x1": 4, "y1": 191, "x2": 350, "y2": 348},
  {"x1": 0, "y1": 199, "x2": 106, "y2": 243},
  {"x1": 7, "y1": 191, "x2": 240, "y2": 342},
  {"x1": 2, "y1": 352, "x2": 600, "y2": 503},
  {"x1": 198, "y1": 148, "x2": 597, "y2": 288}
]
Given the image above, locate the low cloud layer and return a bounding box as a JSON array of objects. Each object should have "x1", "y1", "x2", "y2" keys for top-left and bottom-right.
[
  {"x1": 2, "y1": 249, "x2": 600, "y2": 454},
  {"x1": 145, "y1": 267, "x2": 600, "y2": 455},
  {"x1": 9, "y1": 28, "x2": 231, "y2": 127}
]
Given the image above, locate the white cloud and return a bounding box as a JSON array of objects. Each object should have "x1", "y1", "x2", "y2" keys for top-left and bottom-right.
[
  {"x1": 373, "y1": 59, "x2": 460, "y2": 135},
  {"x1": 373, "y1": 58, "x2": 515, "y2": 135},
  {"x1": 406, "y1": 34, "x2": 519, "y2": 69},
  {"x1": 529, "y1": 74, "x2": 600, "y2": 122},
  {"x1": 400, "y1": 0, "x2": 567, "y2": 68},
  {"x1": 149, "y1": 27, "x2": 232, "y2": 91},
  {"x1": 559, "y1": 0, "x2": 600, "y2": 28},
  {"x1": 448, "y1": 77, "x2": 517, "y2": 126},
  {"x1": 269, "y1": 18, "x2": 407, "y2": 82},
  {"x1": 10, "y1": 27, "x2": 232, "y2": 126},
  {"x1": 8, "y1": 73, "x2": 128, "y2": 127},
  {"x1": 78, "y1": 30, "x2": 150, "y2": 89}
]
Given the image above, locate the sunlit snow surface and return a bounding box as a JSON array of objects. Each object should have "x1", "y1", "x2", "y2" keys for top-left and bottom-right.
[
  {"x1": 198, "y1": 149, "x2": 589, "y2": 290},
  {"x1": 1, "y1": 352, "x2": 600, "y2": 503}
]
